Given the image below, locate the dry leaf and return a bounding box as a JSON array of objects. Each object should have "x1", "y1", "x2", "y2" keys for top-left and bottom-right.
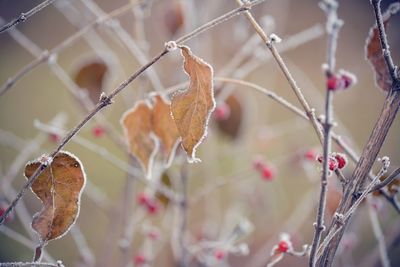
[
  {"x1": 121, "y1": 101, "x2": 158, "y2": 178},
  {"x1": 216, "y1": 94, "x2": 243, "y2": 139},
  {"x1": 24, "y1": 151, "x2": 86, "y2": 242},
  {"x1": 365, "y1": 2, "x2": 400, "y2": 92},
  {"x1": 74, "y1": 60, "x2": 108, "y2": 103},
  {"x1": 171, "y1": 46, "x2": 215, "y2": 162},
  {"x1": 151, "y1": 95, "x2": 180, "y2": 166}
]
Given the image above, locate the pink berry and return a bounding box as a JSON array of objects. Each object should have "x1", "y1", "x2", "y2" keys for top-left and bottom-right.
[
  {"x1": 261, "y1": 165, "x2": 275, "y2": 181},
  {"x1": 137, "y1": 192, "x2": 149, "y2": 206},
  {"x1": 214, "y1": 249, "x2": 226, "y2": 261},
  {"x1": 92, "y1": 125, "x2": 105, "y2": 138},
  {"x1": 48, "y1": 133, "x2": 60, "y2": 143},
  {"x1": 317, "y1": 155, "x2": 339, "y2": 171},
  {"x1": 277, "y1": 240, "x2": 289, "y2": 253},
  {"x1": 304, "y1": 149, "x2": 317, "y2": 161},
  {"x1": 0, "y1": 202, "x2": 13, "y2": 223},
  {"x1": 328, "y1": 157, "x2": 339, "y2": 171},
  {"x1": 133, "y1": 253, "x2": 146, "y2": 265},
  {"x1": 146, "y1": 199, "x2": 159, "y2": 215},
  {"x1": 327, "y1": 75, "x2": 341, "y2": 91},
  {"x1": 339, "y1": 70, "x2": 357, "y2": 89},
  {"x1": 214, "y1": 103, "x2": 230, "y2": 120},
  {"x1": 334, "y1": 153, "x2": 347, "y2": 169}
]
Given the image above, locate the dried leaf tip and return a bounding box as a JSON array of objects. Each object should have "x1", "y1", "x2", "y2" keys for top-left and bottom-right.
[
  {"x1": 171, "y1": 46, "x2": 215, "y2": 163},
  {"x1": 24, "y1": 151, "x2": 86, "y2": 243}
]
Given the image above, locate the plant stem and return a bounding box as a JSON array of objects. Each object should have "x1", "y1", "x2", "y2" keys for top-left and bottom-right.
[{"x1": 0, "y1": 0, "x2": 57, "y2": 34}]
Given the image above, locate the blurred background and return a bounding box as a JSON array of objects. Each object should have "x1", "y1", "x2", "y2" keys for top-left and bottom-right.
[{"x1": 0, "y1": 0, "x2": 399, "y2": 266}]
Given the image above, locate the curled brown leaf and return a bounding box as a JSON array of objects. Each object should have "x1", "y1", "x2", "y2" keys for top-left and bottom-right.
[
  {"x1": 24, "y1": 151, "x2": 86, "y2": 243},
  {"x1": 121, "y1": 101, "x2": 158, "y2": 178},
  {"x1": 171, "y1": 46, "x2": 215, "y2": 162}
]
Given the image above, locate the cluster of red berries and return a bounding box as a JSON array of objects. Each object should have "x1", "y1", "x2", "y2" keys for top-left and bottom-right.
[
  {"x1": 326, "y1": 70, "x2": 357, "y2": 91},
  {"x1": 253, "y1": 157, "x2": 276, "y2": 181},
  {"x1": 317, "y1": 153, "x2": 347, "y2": 171},
  {"x1": 137, "y1": 192, "x2": 160, "y2": 215},
  {"x1": 213, "y1": 102, "x2": 230, "y2": 121}
]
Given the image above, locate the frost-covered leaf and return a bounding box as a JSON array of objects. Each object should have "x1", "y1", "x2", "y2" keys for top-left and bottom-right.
[
  {"x1": 151, "y1": 95, "x2": 180, "y2": 166},
  {"x1": 171, "y1": 46, "x2": 215, "y2": 162},
  {"x1": 74, "y1": 59, "x2": 108, "y2": 103},
  {"x1": 121, "y1": 101, "x2": 158, "y2": 178},
  {"x1": 365, "y1": 2, "x2": 400, "y2": 92},
  {"x1": 24, "y1": 151, "x2": 86, "y2": 242}
]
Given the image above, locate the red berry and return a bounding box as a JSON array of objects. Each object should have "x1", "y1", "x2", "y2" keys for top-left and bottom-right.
[
  {"x1": 261, "y1": 165, "x2": 275, "y2": 181},
  {"x1": 327, "y1": 75, "x2": 341, "y2": 91},
  {"x1": 333, "y1": 153, "x2": 347, "y2": 169},
  {"x1": 214, "y1": 249, "x2": 226, "y2": 261},
  {"x1": 48, "y1": 133, "x2": 60, "y2": 143},
  {"x1": 339, "y1": 70, "x2": 357, "y2": 89},
  {"x1": 304, "y1": 149, "x2": 317, "y2": 161},
  {"x1": 328, "y1": 157, "x2": 338, "y2": 171},
  {"x1": 277, "y1": 240, "x2": 289, "y2": 253},
  {"x1": 214, "y1": 103, "x2": 230, "y2": 120},
  {"x1": 92, "y1": 125, "x2": 105, "y2": 138},
  {"x1": 317, "y1": 155, "x2": 339, "y2": 171},
  {"x1": 133, "y1": 253, "x2": 146, "y2": 265},
  {"x1": 146, "y1": 199, "x2": 159, "y2": 215},
  {"x1": 0, "y1": 202, "x2": 13, "y2": 223},
  {"x1": 137, "y1": 192, "x2": 149, "y2": 206}
]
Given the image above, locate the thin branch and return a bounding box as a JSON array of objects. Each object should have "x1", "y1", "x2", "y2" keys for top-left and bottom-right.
[
  {"x1": 0, "y1": 0, "x2": 57, "y2": 34},
  {"x1": 177, "y1": 163, "x2": 189, "y2": 267},
  {"x1": 370, "y1": 167, "x2": 400, "y2": 192},
  {"x1": 0, "y1": 262, "x2": 63, "y2": 267},
  {"x1": 309, "y1": 1, "x2": 342, "y2": 266},
  {"x1": 0, "y1": 0, "x2": 146, "y2": 97},
  {"x1": 367, "y1": 197, "x2": 391, "y2": 267},
  {"x1": 0, "y1": 0, "x2": 268, "y2": 227}
]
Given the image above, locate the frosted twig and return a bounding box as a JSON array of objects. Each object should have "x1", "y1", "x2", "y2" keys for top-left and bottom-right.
[{"x1": 0, "y1": 0, "x2": 57, "y2": 33}]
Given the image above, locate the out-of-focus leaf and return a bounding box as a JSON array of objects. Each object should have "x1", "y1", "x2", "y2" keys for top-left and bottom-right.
[
  {"x1": 24, "y1": 151, "x2": 86, "y2": 242},
  {"x1": 155, "y1": 172, "x2": 172, "y2": 207},
  {"x1": 171, "y1": 46, "x2": 215, "y2": 163},
  {"x1": 164, "y1": 1, "x2": 184, "y2": 36},
  {"x1": 365, "y1": 2, "x2": 400, "y2": 92},
  {"x1": 74, "y1": 60, "x2": 108, "y2": 103},
  {"x1": 217, "y1": 94, "x2": 243, "y2": 139},
  {"x1": 152, "y1": 95, "x2": 180, "y2": 166},
  {"x1": 121, "y1": 101, "x2": 158, "y2": 177}
]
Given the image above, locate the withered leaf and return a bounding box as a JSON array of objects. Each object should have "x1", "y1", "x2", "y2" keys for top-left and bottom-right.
[
  {"x1": 74, "y1": 59, "x2": 108, "y2": 103},
  {"x1": 152, "y1": 95, "x2": 180, "y2": 166},
  {"x1": 24, "y1": 151, "x2": 86, "y2": 242},
  {"x1": 216, "y1": 94, "x2": 243, "y2": 139},
  {"x1": 366, "y1": 2, "x2": 400, "y2": 92},
  {"x1": 171, "y1": 46, "x2": 215, "y2": 162},
  {"x1": 121, "y1": 101, "x2": 158, "y2": 178}
]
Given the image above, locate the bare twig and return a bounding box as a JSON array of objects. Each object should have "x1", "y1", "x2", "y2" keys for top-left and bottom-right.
[
  {"x1": 370, "y1": 167, "x2": 400, "y2": 192},
  {"x1": 309, "y1": 1, "x2": 342, "y2": 266},
  {"x1": 367, "y1": 197, "x2": 391, "y2": 267},
  {"x1": 0, "y1": 0, "x2": 57, "y2": 33},
  {"x1": 0, "y1": 262, "x2": 63, "y2": 267}
]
